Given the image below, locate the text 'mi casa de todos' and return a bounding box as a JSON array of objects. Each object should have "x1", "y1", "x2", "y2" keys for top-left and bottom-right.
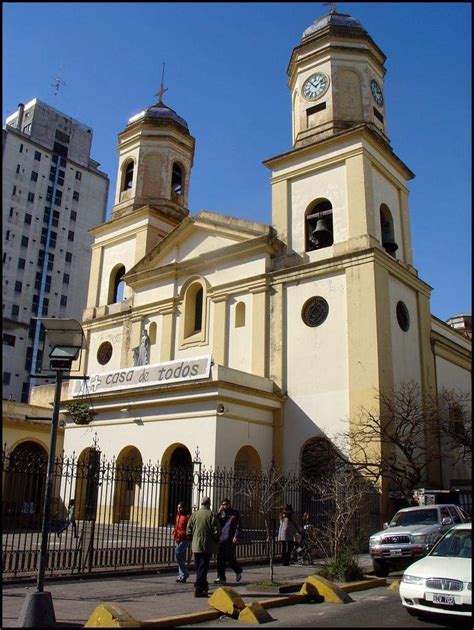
[{"x1": 30, "y1": 9, "x2": 472, "y2": 513}]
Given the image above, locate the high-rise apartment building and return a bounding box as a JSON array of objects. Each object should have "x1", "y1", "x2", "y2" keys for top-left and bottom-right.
[{"x1": 2, "y1": 99, "x2": 109, "y2": 402}]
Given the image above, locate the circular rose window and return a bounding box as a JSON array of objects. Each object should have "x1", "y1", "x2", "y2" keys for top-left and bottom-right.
[
  {"x1": 302, "y1": 297, "x2": 329, "y2": 327},
  {"x1": 396, "y1": 301, "x2": 410, "y2": 332},
  {"x1": 97, "y1": 341, "x2": 113, "y2": 365}
]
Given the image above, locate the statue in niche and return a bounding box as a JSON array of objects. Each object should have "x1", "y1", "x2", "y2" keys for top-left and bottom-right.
[{"x1": 133, "y1": 328, "x2": 150, "y2": 367}]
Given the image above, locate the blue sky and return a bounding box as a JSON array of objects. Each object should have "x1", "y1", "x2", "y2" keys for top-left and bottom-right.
[{"x1": 3, "y1": 2, "x2": 471, "y2": 321}]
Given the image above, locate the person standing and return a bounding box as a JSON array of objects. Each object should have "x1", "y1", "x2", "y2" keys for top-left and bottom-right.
[
  {"x1": 277, "y1": 504, "x2": 299, "y2": 565},
  {"x1": 214, "y1": 498, "x2": 243, "y2": 584},
  {"x1": 172, "y1": 502, "x2": 190, "y2": 583},
  {"x1": 57, "y1": 499, "x2": 78, "y2": 538},
  {"x1": 187, "y1": 496, "x2": 221, "y2": 597}
]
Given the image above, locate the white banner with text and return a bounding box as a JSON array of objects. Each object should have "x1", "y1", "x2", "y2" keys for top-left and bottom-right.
[{"x1": 70, "y1": 355, "x2": 212, "y2": 397}]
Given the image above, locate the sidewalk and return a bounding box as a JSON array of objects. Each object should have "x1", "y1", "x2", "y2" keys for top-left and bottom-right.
[{"x1": 2, "y1": 555, "x2": 374, "y2": 627}]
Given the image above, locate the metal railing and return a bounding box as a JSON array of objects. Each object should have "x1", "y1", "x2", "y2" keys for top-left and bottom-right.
[{"x1": 2, "y1": 444, "x2": 381, "y2": 579}]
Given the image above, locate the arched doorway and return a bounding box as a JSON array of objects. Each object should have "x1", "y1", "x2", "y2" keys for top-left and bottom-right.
[
  {"x1": 300, "y1": 437, "x2": 336, "y2": 524},
  {"x1": 160, "y1": 444, "x2": 193, "y2": 524},
  {"x1": 74, "y1": 447, "x2": 101, "y2": 521},
  {"x1": 112, "y1": 446, "x2": 143, "y2": 523},
  {"x1": 234, "y1": 446, "x2": 262, "y2": 528},
  {"x1": 3, "y1": 441, "x2": 48, "y2": 529}
]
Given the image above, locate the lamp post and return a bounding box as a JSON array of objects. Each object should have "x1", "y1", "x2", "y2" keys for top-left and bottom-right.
[{"x1": 18, "y1": 319, "x2": 86, "y2": 628}]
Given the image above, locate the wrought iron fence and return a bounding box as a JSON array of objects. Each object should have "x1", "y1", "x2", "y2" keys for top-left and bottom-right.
[{"x1": 2, "y1": 445, "x2": 381, "y2": 579}]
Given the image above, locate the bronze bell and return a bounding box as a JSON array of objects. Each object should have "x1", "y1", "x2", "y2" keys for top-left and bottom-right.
[
  {"x1": 311, "y1": 218, "x2": 333, "y2": 248},
  {"x1": 382, "y1": 239, "x2": 398, "y2": 256}
]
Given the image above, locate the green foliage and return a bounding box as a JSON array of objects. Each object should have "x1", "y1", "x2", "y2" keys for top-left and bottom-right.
[
  {"x1": 317, "y1": 550, "x2": 364, "y2": 582},
  {"x1": 65, "y1": 401, "x2": 95, "y2": 425}
]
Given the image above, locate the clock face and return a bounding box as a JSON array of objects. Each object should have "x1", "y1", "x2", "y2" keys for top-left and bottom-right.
[
  {"x1": 370, "y1": 79, "x2": 384, "y2": 107},
  {"x1": 302, "y1": 73, "x2": 330, "y2": 101}
]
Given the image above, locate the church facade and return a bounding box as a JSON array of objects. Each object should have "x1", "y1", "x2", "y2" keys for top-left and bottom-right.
[{"x1": 30, "y1": 11, "x2": 471, "y2": 514}]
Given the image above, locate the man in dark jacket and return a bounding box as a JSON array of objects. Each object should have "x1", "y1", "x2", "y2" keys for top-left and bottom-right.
[
  {"x1": 214, "y1": 498, "x2": 243, "y2": 584},
  {"x1": 187, "y1": 496, "x2": 221, "y2": 597}
]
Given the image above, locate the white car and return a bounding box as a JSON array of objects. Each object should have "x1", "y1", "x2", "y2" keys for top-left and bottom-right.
[{"x1": 399, "y1": 522, "x2": 471, "y2": 618}]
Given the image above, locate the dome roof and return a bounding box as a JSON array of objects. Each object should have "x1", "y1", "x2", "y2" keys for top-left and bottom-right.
[
  {"x1": 127, "y1": 101, "x2": 189, "y2": 132},
  {"x1": 302, "y1": 11, "x2": 367, "y2": 40}
]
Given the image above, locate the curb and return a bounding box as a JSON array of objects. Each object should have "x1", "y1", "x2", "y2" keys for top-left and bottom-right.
[{"x1": 136, "y1": 576, "x2": 386, "y2": 627}]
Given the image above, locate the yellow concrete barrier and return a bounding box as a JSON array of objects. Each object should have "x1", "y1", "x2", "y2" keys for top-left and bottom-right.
[
  {"x1": 208, "y1": 586, "x2": 246, "y2": 617},
  {"x1": 238, "y1": 602, "x2": 274, "y2": 624},
  {"x1": 388, "y1": 580, "x2": 400, "y2": 590},
  {"x1": 300, "y1": 575, "x2": 353, "y2": 604},
  {"x1": 85, "y1": 603, "x2": 141, "y2": 627}
]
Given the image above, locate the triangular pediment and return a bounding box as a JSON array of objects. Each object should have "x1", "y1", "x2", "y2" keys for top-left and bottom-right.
[{"x1": 126, "y1": 210, "x2": 273, "y2": 280}]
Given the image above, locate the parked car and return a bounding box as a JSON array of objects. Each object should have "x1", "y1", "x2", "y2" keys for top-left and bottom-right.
[
  {"x1": 399, "y1": 522, "x2": 471, "y2": 618},
  {"x1": 369, "y1": 504, "x2": 470, "y2": 577}
]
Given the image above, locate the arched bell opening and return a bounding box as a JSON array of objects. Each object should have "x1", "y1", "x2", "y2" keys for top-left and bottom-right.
[
  {"x1": 171, "y1": 162, "x2": 185, "y2": 203},
  {"x1": 305, "y1": 199, "x2": 334, "y2": 252},
  {"x1": 380, "y1": 204, "x2": 398, "y2": 258},
  {"x1": 108, "y1": 264, "x2": 126, "y2": 304},
  {"x1": 121, "y1": 160, "x2": 135, "y2": 191}
]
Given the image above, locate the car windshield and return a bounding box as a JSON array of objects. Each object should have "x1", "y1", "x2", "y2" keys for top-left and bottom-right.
[
  {"x1": 430, "y1": 528, "x2": 471, "y2": 558},
  {"x1": 389, "y1": 508, "x2": 438, "y2": 527}
]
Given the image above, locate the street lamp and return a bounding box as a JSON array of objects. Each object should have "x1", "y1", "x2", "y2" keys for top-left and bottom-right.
[{"x1": 18, "y1": 318, "x2": 86, "y2": 628}]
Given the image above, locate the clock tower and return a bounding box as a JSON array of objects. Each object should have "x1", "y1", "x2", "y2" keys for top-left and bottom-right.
[
  {"x1": 289, "y1": 11, "x2": 389, "y2": 147},
  {"x1": 265, "y1": 9, "x2": 441, "y2": 504}
]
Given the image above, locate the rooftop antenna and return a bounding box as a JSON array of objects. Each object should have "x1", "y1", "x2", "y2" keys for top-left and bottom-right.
[
  {"x1": 323, "y1": 2, "x2": 337, "y2": 13},
  {"x1": 51, "y1": 61, "x2": 66, "y2": 97},
  {"x1": 155, "y1": 62, "x2": 168, "y2": 104}
]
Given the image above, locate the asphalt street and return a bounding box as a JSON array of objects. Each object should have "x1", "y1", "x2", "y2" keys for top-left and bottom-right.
[
  {"x1": 181, "y1": 587, "x2": 471, "y2": 628},
  {"x1": 2, "y1": 557, "x2": 471, "y2": 628}
]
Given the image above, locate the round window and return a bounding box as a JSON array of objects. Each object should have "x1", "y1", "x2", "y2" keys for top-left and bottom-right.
[
  {"x1": 302, "y1": 297, "x2": 329, "y2": 327},
  {"x1": 396, "y1": 301, "x2": 410, "y2": 332},
  {"x1": 97, "y1": 341, "x2": 113, "y2": 365}
]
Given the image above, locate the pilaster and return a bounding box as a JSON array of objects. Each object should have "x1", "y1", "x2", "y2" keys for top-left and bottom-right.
[
  {"x1": 251, "y1": 287, "x2": 268, "y2": 377},
  {"x1": 212, "y1": 295, "x2": 228, "y2": 367}
]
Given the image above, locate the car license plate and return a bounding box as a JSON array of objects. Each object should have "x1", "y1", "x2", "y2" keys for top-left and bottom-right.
[
  {"x1": 432, "y1": 593, "x2": 455, "y2": 606},
  {"x1": 389, "y1": 549, "x2": 402, "y2": 556}
]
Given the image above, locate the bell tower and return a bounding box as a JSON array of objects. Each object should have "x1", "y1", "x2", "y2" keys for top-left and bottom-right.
[
  {"x1": 84, "y1": 89, "x2": 195, "y2": 314},
  {"x1": 112, "y1": 91, "x2": 195, "y2": 223},
  {"x1": 265, "y1": 8, "x2": 441, "y2": 508},
  {"x1": 288, "y1": 10, "x2": 389, "y2": 148},
  {"x1": 265, "y1": 8, "x2": 415, "y2": 266}
]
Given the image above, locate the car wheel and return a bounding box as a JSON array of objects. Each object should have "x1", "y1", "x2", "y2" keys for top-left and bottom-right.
[{"x1": 373, "y1": 559, "x2": 390, "y2": 577}]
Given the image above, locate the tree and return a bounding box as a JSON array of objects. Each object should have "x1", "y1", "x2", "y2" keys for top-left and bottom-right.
[
  {"x1": 236, "y1": 464, "x2": 296, "y2": 583},
  {"x1": 437, "y1": 388, "x2": 471, "y2": 465},
  {"x1": 338, "y1": 381, "x2": 471, "y2": 505},
  {"x1": 299, "y1": 439, "x2": 378, "y2": 580}
]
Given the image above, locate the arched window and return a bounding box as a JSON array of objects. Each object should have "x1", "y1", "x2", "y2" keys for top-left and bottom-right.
[
  {"x1": 171, "y1": 162, "x2": 184, "y2": 200},
  {"x1": 194, "y1": 287, "x2": 203, "y2": 332},
  {"x1": 108, "y1": 265, "x2": 126, "y2": 304},
  {"x1": 184, "y1": 281, "x2": 205, "y2": 339},
  {"x1": 380, "y1": 204, "x2": 398, "y2": 257},
  {"x1": 235, "y1": 302, "x2": 246, "y2": 328},
  {"x1": 305, "y1": 199, "x2": 334, "y2": 252},
  {"x1": 122, "y1": 160, "x2": 134, "y2": 191}
]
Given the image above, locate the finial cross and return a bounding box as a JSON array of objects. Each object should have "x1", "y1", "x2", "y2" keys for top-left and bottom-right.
[
  {"x1": 155, "y1": 62, "x2": 168, "y2": 104},
  {"x1": 323, "y1": 2, "x2": 337, "y2": 13}
]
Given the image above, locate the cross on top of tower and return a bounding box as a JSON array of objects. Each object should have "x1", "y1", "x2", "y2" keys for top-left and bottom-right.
[
  {"x1": 155, "y1": 62, "x2": 168, "y2": 105},
  {"x1": 322, "y1": 2, "x2": 337, "y2": 13}
]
